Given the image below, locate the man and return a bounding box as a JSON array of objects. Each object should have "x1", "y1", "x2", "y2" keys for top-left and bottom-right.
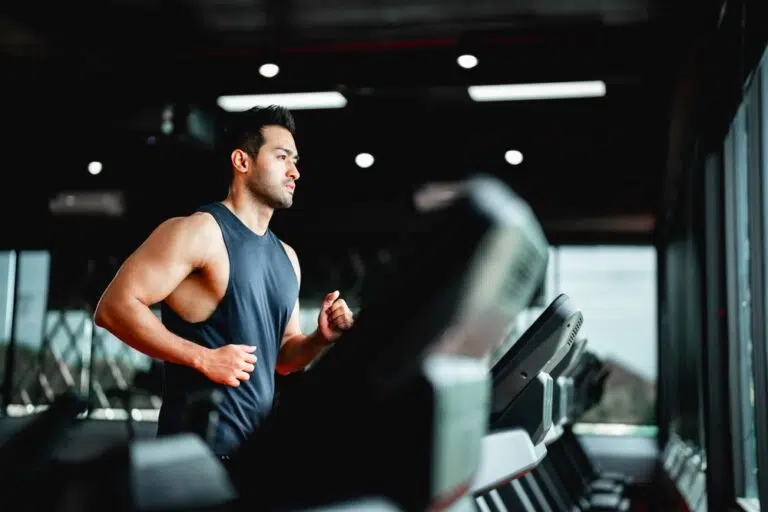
[{"x1": 94, "y1": 105, "x2": 355, "y2": 457}]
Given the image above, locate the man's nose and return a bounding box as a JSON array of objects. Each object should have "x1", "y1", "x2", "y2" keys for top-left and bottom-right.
[{"x1": 287, "y1": 162, "x2": 300, "y2": 180}]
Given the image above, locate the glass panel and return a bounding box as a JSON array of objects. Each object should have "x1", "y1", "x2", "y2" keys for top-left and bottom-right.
[
  {"x1": 553, "y1": 245, "x2": 657, "y2": 425},
  {"x1": 732, "y1": 101, "x2": 759, "y2": 499},
  {"x1": 9, "y1": 251, "x2": 52, "y2": 407},
  {"x1": 0, "y1": 251, "x2": 17, "y2": 386}
]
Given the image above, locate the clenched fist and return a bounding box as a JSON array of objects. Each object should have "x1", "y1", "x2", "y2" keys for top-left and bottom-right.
[
  {"x1": 201, "y1": 344, "x2": 257, "y2": 387},
  {"x1": 317, "y1": 290, "x2": 355, "y2": 344}
]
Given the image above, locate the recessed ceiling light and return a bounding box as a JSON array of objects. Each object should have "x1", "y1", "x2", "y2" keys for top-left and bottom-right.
[
  {"x1": 355, "y1": 153, "x2": 375, "y2": 168},
  {"x1": 259, "y1": 63, "x2": 280, "y2": 78},
  {"x1": 505, "y1": 150, "x2": 524, "y2": 165},
  {"x1": 457, "y1": 54, "x2": 478, "y2": 69},
  {"x1": 88, "y1": 161, "x2": 103, "y2": 175}
]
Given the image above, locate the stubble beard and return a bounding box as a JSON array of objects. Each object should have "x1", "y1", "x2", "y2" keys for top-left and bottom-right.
[{"x1": 246, "y1": 177, "x2": 292, "y2": 209}]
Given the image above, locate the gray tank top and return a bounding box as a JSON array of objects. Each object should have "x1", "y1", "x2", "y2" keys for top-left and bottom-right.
[{"x1": 157, "y1": 202, "x2": 299, "y2": 455}]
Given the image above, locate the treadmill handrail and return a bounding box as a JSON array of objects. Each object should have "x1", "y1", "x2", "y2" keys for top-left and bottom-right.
[
  {"x1": 470, "y1": 429, "x2": 547, "y2": 495},
  {"x1": 544, "y1": 424, "x2": 564, "y2": 446}
]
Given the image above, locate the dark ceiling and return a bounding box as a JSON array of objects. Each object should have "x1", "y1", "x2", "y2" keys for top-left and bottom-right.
[{"x1": 0, "y1": 0, "x2": 702, "y2": 255}]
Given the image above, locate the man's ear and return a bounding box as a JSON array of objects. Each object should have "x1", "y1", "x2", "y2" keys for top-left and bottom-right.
[{"x1": 231, "y1": 149, "x2": 251, "y2": 175}]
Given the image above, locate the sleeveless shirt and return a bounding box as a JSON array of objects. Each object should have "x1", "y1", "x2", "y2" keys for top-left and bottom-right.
[{"x1": 157, "y1": 202, "x2": 299, "y2": 455}]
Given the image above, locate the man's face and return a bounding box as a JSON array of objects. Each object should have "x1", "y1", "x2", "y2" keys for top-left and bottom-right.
[{"x1": 246, "y1": 125, "x2": 300, "y2": 209}]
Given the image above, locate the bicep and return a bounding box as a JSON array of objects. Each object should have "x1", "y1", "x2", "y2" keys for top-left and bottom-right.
[{"x1": 105, "y1": 216, "x2": 212, "y2": 306}]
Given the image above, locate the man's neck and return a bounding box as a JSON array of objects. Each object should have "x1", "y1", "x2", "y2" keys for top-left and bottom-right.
[{"x1": 222, "y1": 189, "x2": 274, "y2": 236}]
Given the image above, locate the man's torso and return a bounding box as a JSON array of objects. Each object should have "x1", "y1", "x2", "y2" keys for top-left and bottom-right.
[{"x1": 157, "y1": 202, "x2": 299, "y2": 455}]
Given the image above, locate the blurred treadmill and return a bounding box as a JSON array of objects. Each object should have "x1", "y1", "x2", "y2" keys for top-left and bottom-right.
[{"x1": 224, "y1": 175, "x2": 550, "y2": 512}]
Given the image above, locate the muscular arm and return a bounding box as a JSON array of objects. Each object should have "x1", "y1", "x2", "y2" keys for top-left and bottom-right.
[
  {"x1": 93, "y1": 214, "x2": 216, "y2": 371},
  {"x1": 275, "y1": 244, "x2": 329, "y2": 375}
]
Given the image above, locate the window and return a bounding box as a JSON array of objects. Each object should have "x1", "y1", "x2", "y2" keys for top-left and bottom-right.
[
  {"x1": 0, "y1": 251, "x2": 16, "y2": 387},
  {"x1": 726, "y1": 100, "x2": 760, "y2": 501},
  {"x1": 737, "y1": 102, "x2": 759, "y2": 500},
  {"x1": 3, "y1": 251, "x2": 51, "y2": 408},
  {"x1": 538, "y1": 245, "x2": 657, "y2": 426},
  {"x1": 0, "y1": 250, "x2": 157, "y2": 415}
]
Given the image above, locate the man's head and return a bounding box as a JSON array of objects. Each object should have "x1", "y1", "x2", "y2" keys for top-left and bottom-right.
[{"x1": 223, "y1": 105, "x2": 299, "y2": 209}]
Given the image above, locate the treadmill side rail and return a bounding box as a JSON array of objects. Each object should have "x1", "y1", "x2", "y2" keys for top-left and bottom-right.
[{"x1": 470, "y1": 429, "x2": 548, "y2": 494}]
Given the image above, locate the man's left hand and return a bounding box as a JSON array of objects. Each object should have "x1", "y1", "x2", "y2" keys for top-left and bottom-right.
[{"x1": 317, "y1": 290, "x2": 355, "y2": 344}]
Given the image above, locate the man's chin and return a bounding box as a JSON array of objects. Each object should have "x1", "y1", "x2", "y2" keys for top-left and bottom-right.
[
  {"x1": 263, "y1": 192, "x2": 293, "y2": 209},
  {"x1": 273, "y1": 198, "x2": 293, "y2": 209}
]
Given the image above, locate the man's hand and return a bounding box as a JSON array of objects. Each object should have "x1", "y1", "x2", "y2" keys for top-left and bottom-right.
[
  {"x1": 317, "y1": 290, "x2": 355, "y2": 344},
  {"x1": 200, "y1": 344, "x2": 257, "y2": 387}
]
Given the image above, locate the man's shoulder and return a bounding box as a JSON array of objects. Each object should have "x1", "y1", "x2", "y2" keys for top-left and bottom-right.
[{"x1": 154, "y1": 211, "x2": 222, "y2": 243}]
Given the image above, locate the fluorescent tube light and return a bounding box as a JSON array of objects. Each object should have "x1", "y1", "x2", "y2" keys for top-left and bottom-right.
[
  {"x1": 217, "y1": 91, "x2": 348, "y2": 111},
  {"x1": 467, "y1": 81, "x2": 606, "y2": 102}
]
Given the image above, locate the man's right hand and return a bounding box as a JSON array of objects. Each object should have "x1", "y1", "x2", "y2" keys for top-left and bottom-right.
[{"x1": 201, "y1": 345, "x2": 257, "y2": 387}]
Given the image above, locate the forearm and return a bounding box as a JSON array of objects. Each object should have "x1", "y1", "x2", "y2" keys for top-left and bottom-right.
[
  {"x1": 94, "y1": 296, "x2": 206, "y2": 370},
  {"x1": 277, "y1": 330, "x2": 330, "y2": 374}
]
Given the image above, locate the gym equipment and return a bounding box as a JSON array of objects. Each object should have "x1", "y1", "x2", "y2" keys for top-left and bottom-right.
[
  {"x1": 226, "y1": 175, "x2": 550, "y2": 511},
  {"x1": 472, "y1": 297, "x2": 584, "y2": 510},
  {"x1": 0, "y1": 391, "x2": 88, "y2": 509},
  {"x1": 544, "y1": 337, "x2": 588, "y2": 446},
  {"x1": 16, "y1": 392, "x2": 235, "y2": 511},
  {"x1": 662, "y1": 435, "x2": 707, "y2": 512},
  {"x1": 474, "y1": 343, "x2": 636, "y2": 512},
  {"x1": 489, "y1": 293, "x2": 583, "y2": 431},
  {"x1": 531, "y1": 350, "x2": 630, "y2": 512},
  {"x1": 53, "y1": 433, "x2": 236, "y2": 512}
]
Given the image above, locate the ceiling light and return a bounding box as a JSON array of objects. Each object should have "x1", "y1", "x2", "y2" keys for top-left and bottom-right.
[
  {"x1": 505, "y1": 150, "x2": 524, "y2": 165},
  {"x1": 468, "y1": 81, "x2": 607, "y2": 102},
  {"x1": 259, "y1": 63, "x2": 280, "y2": 78},
  {"x1": 355, "y1": 153, "x2": 375, "y2": 168},
  {"x1": 457, "y1": 54, "x2": 478, "y2": 69},
  {"x1": 217, "y1": 91, "x2": 348, "y2": 111},
  {"x1": 88, "y1": 161, "x2": 103, "y2": 175}
]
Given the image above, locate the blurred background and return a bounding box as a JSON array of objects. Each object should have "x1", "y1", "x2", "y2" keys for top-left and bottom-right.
[{"x1": 0, "y1": 0, "x2": 760, "y2": 442}]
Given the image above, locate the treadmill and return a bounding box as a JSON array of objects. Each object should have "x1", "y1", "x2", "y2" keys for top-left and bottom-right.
[
  {"x1": 532, "y1": 349, "x2": 630, "y2": 512},
  {"x1": 489, "y1": 293, "x2": 583, "y2": 438},
  {"x1": 544, "y1": 336, "x2": 588, "y2": 446},
  {"x1": 472, "y1": 294, "x2": 584, "y2": 512}
]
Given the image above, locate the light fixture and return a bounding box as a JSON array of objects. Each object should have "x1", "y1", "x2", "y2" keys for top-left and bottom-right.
[
  {"x1": 355, "y1": 153, "x2": 375, "y2": 168},
  {"x1": 259, "y1": 63, "x2": 280, "y2": 78},
  {"x1": 505, "y1": 150, "x2": 523, "y2": 165},
  {"x1": 217, "y1": 92, "x2": 347, "y2": 112},
  {"x1": 457, "y1": 54, "x2": 478, "y2": 69},
  {"x1": 468, "y1": 80, "x2": 607, "y2": 102},
  {"x1": 88, "y1": 161, "x2": 103, "y2": 175}
]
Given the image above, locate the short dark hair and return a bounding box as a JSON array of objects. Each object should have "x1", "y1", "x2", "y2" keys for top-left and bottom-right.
[{"x1": 221, "y1": 105, "x2": 296, "y2": 159}]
